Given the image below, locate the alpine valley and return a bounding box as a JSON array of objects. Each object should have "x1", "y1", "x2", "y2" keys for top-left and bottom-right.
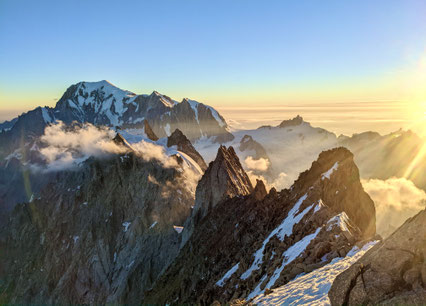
[{"x1": 1, "y1": 81, "x2": 425, "y2": 305}]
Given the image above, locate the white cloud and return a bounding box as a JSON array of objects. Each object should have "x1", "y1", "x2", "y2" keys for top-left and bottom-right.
[
  {"x1": 362, "y1": 177, "x2": 426, "y2": 237},
  {"x1": 244, "y1": 156, "x2": 270, "y2": 172},
  {"x1": 247, "y1": 171, "x2": 289, "y2": 192},
  {"x1": 39, "y1": 121, "x2": 125, "y2": 170},
  {"x1": 37, "y1": 121, "x2": 201, "y2": 196}
]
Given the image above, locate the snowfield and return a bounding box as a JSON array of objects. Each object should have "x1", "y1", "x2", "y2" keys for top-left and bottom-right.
[{"x1": 251, "y1": 241, "x2": 378, "y2": 305}]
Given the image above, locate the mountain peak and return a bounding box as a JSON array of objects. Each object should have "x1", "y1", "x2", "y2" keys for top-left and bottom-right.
[
  {"x1": 252, "y1": 179, "x2": 267, "y2": 201},
  {"x1": 293, "y1": 147, "x2": 376, "y2": 238},
  {"x1": 194, "y1": 145, "x2": 253, "y2": 219},
  {"x1": 278, "y1": 115, "x2": 306, "y2": 128},
  {"x1": 180, "y1": 145, "x2": 253, "y2": 246}
]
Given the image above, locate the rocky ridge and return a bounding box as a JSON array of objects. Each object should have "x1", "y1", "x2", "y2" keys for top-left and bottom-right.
[{"x1": 143, "y1": 147, "x2": 376, "y2": 304}]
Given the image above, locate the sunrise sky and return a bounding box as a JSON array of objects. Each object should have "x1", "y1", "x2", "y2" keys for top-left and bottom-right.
[{"x1": 0, "y1": 0, "x2": 425, "y2": 135}]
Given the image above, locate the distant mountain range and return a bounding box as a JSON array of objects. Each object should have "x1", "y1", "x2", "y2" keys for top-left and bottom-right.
[{"x1": 0, "y1": 80, "x2": 233, "y2": 158}]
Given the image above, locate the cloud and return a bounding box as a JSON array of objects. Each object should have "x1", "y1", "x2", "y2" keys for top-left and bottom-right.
[
  {"x1": 132, "y1": 141, "x2": 179, "y2": 169},
  {"x1": 362, "y1": 177, "x2": 426, "y2": 238},
  {"x1": 244, "y1": 156, "x2": 270, "y2": 172},
  {"x1": 39, "y1": 121, "x2": 125, "y2": 170},
  {"x1": 37, "y1": 121, "x2": 202, "y2": 196},
  {"x1": 39, "y1": 121, "x2": 182, "y2": 171},
  {"x1": 247, "y1": 171, "x2": 289, "y2": 192}
]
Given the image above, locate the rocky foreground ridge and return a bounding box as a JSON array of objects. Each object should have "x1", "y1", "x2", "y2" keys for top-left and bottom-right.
[
  {"x1": 144, "y1": 147, "x2": 376, "y2": 304},
  {"x1": 329, "y1": 207, "x2": 426, "y2": 305}
]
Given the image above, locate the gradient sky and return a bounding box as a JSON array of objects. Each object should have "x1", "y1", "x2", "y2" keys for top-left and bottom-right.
[{"x1": 1, "y1": 0, "x2": 425, "y2": 128}]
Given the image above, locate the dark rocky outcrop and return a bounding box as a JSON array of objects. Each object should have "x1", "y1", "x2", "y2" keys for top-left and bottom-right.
[
  {"x1": 112, "y1": 133, "x2": 134, "y2": 150},
  {"x1": 329, "y1": 208, "x2": 426, "y2": 305},
  {"x1": 144, "y1": 147, "x2": 376, "y2": 304},
  {"x1": 239, "y1": 135, "x2": 269, "y2": 160},
  {"x1": 143, "y1": 119, "x2": 158, "y2": 141},
  {"x1": 277, "y1": 115, "x2": 304, "y2": 128},
  {"x1": 167, "y1": 129, "x2": 207, "y2": 171}
]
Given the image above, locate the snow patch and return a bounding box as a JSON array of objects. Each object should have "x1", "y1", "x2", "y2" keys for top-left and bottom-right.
[
  {"x1": 322, "y1": 162, "x2": 339, "y2": 180},
  {"x1": 263, "y1": 226, "x2": 322, "y2": 292},
  {"x1": 216, "y1": 263, "x2": 240, "y2": 287},
  {"x1": 164, "y1": 123, "x2": 171, "y2": 136},
  {"x1": 122, "y1": 222, "x2": 131, "y2": 232},
  {"x1": 252, "y1": 241, "x2": 378, "y2": 305},
  {"x1": 41, "y1": 108, "x2": 54, "y2": 123},
  {"x1": 241, "y1": 194, "x2": 313, "y2": 280},
  {"x1": 173, "y1": 225, "x2": 184, "y2": 234},
  {"x1": 327, "y1": 212, "x2": 351, "y2": 232}
]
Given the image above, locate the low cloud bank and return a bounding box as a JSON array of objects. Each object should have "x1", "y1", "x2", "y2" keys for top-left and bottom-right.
[
  {"x1": 37, "y1": 121, "x2": 201, "y2": 197},
  {"x1": 39, "y1": 122, "x2": 124, "y2": 170},
  {"x1": 39, "y1": 122, "x2": 184, "y2": 171},
  {"x1": 362, "y1": 177, "x2": 426, "y2": 237}
]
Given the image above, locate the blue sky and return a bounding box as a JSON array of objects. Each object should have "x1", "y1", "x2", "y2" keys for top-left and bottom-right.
[{"x1": 0, "y1": 0, "x2": 425, "y2": 117}]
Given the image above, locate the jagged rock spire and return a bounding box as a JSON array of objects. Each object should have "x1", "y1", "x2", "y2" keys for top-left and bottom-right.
[
  {"x1": 112, "y1": 133, "x2": 134, "y2": 150},
  {"x1": 181, "y1": 145, "x2": 253, "y2": 246},
  {"x1": 193, "y1": 145, "x2": 253, "y2": 219},
  {"x1": 143, "y1": 119, "x2": 159, "y2": 141},
  {"x1": 167, "y1": 129, "x2": 207, "y2": 171}
]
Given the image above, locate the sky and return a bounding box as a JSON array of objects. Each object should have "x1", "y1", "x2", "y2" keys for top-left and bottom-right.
[{"x1": 0, "y1": 0, "x2": 425, "y2": 134}]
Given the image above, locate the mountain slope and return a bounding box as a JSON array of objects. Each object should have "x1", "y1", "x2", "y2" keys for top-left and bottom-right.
[
  {"x1": 0, "y1": 145, "x2": 199, "y2": 304},
  {"x1": 143, "y1": 147, "x2": 376, "y2": 304}
]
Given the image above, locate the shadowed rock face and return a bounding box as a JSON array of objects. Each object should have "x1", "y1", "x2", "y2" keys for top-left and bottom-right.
[
  {"x1": 143, "y1": 147, "x2": 376, "y2": 304},
  {"x1": 0, "y1": 151, "x2": 196, "y2": 304},
  {"x1": 167, "y1": 128, "x2": 207, "y2": 171},
  {"x1": 294, "y1": 147, "x2": 376, "y2": 239},
  {"x1": 193, "y1": 146, "x2": 254, "y2": 219},
  {"x1": 239, "y1": 135, "x2": 269, "y2": 160},
  {"x1": 112, "y1": 133, "x2": 134, "y2": 150},
  {"x1": 329, "y1": 208, "x2": 426, "y2": 305},
  {"x1": 143, "y1": 119, "x2": 159, "y2": 141}
]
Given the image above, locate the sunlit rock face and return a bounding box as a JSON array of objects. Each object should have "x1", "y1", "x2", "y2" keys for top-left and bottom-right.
[
  {"x1": 329, "y1": 208, "x2": 426, "y2": 305},
  {"x1": 144, "y1": 147, "x2": 376, "y2": 305}
]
